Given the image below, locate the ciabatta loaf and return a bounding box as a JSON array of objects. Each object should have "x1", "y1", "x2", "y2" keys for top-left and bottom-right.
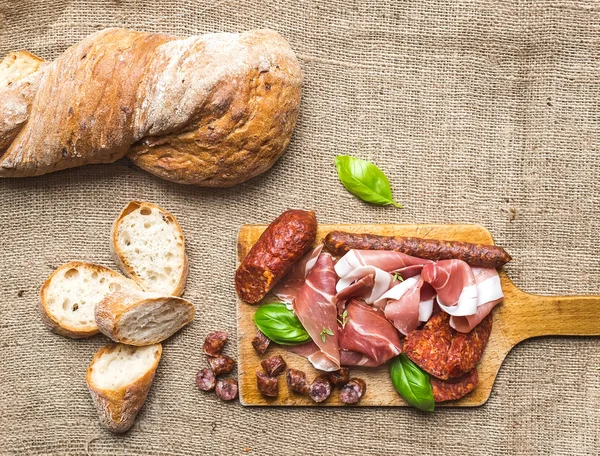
[
  {"x1": 0, "y1": 28, "x2": 301, "y2": 186},
  {"x1": 40, "y1": 262, "x2": 141, "y2": 338},
  {"x1": 95, "y1": 290, "x2": 195, "y2": 345},
  {"x1": 86, "y1": 343, "x2": 161, "y2": 433},
  {"x1": 112, "y1": 201, "x2": 188, "y2": 296}
]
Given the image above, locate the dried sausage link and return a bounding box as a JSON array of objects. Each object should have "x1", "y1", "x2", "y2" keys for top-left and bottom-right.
[
  {"x1": 236, "y1": 210, "x2": 317, "y2": 303},
  {"x1": 324, "y1": 231, "x2": 511, "y2": 268}
]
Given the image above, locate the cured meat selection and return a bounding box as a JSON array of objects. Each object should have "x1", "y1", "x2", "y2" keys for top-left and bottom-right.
[{"x1": 272, "y1": 245, "x2": 323, "y2": 303}]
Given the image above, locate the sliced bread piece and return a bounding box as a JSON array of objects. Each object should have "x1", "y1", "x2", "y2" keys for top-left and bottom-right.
[
  {"x1": 86, "y1": 343, "x2": 162, "y2": 433},
  {"x1": 112, "y1": 201, "x2": 188, "y2": 296},
  {"x1": 40, "y1": 262, "x2": 142, "y2": 338},
  {"x1": 95, "y1": 290, "x2": 196, "y2": 345}
]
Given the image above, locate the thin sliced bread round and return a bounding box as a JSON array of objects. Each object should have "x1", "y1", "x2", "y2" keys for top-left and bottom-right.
[
  {"x1": 86, "y1": 343, "x2": 162, "y2": 433},
  {"x1": 111, "y1": 201, "x2": 188, "y2": 296},
  {"x1": 95, "y1": 290, "x2": 196, "y2": 345},
  {"x1": 40, "y1": 262, "x2": 142, "y2": 338}
]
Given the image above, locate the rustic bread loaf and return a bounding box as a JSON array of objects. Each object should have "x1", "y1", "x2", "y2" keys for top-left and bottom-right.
[
  {"x1": 86, "y1": 343, "x2": 161, "y2": 433},
  {"x1": 95, "y1": 290, "x2": 195, "y2": 345},
  {"x1": 0, "y1": 28, "x2": 302, "y2": 186},
  {"x1": 40, "y1": 262, "x2": 142, "y2": 338},
  {"x1": 111, "y1": 201, "x2": 188, "y2": 296}
]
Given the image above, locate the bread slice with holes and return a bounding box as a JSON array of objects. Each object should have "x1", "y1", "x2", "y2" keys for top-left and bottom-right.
[
  {"x1": 40, "y1": 262, "x2": 142, "y2": 338},
  {"x1": 95, "y1": 290, "x2": 195, "y2": 345},
  {"x1": 86, "y1": 343, "x2": 161, "y2": 433},
  {"x1": 112, "y1": 201, "x2": 188, "y2": 296}
]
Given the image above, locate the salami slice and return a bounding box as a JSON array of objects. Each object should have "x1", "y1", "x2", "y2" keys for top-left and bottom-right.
[
  {"x1": 208, "y1": 354, "x2": 235, "y2": 375},
  {"x1": 327, "y1": 368, "x2": 350, "y2": 387},
  {"x1": 431, "y1": 368, "x2": 478, "y2": 402},
  {"x1": 286, "y1": 368, "x2": 309, "y2": 394},
  {"x1": 339, "y1": 378, "x2": 366, "y2": 404},
  {"x1": 195, "y1": 368, "x2": 216, "y2": 392},
  {"x1": 252, "y1": 330, "x2": 271, "y2": 355},
  {"x1": 261, "y1": 355, "x2": 287, "y2": 377},
  {"x1": 256, "y1": 370, "x2": 279, "y2": 397},
  {"x1": 204, "y1": 331, "x2": 227, "y2": 356},
  {"x1": 215, "y1": 378, "x2": 239, "y2": 401},
  {"x1": 308, "y1": 375, "x2": 332, "y2": 403},
  {"x1": 403, "y1": 312, "x2": 492, "y2": 380}
]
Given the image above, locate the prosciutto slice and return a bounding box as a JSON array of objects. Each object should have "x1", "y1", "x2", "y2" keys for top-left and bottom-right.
[
  {"x1": 374, "y1": 277, "x2": 437, "y2": 335},
  {"x1": 450, "y1": 267, "x2": 504, "y2": 333},
  {"x1": 421, "y1": 259, "x2": 478, "y2": 316},
  {"x1": 335, "y1": 250, "x2": 431, "y2": 304},
  {"x1": 285, "y1": 341, "x2": 340, "y2": 371},
  {"x1": 272, "y1": 245, "x2": 323, "y2": 304},
  {"x1": 293, "y1": 252, "x2": 340, "y2": 370},
  {"x1": 338, "y1": 300, "x2": 402, "y2": 366}
]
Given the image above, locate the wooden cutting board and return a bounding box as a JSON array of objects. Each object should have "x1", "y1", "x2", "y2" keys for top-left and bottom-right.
[{"x1": 236, "y1": 224, "x2": 600, "y2": 407}]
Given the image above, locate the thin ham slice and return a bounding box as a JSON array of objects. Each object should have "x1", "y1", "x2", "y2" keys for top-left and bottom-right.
[
  {"x1": 338, "y1": 300, "x2": 401, "y2": 366},
  {"x1": 374, "y1": 277, "x2": 436, "y2": 335},
  {"x1": 285, "y1": 341, "x2": 340, "y2": 371},
  {"x1": 271, "y1": 245, "x2": 324, "y2": 303},
  {"x1": 334, "y1": 250, "x2": 431, "y2": 304},
  {"x1": 292, "y1": 252, "x2": 340, "y2": 370},
  {"x1": 450, "y1": 267, "x2": 504, "y2": 332},
  {"x1": 421, "y1": 259, "x2": 478, "y2": 316}
]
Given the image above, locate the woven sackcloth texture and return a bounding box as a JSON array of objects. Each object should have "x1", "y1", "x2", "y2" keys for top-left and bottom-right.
[{"x1": 1, "y1": 0, "x2": 599, "y2": 455}]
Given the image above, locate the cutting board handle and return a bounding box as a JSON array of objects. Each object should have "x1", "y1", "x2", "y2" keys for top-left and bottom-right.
[{"x1": 500, "y1": 274, "x2": 600, "y2": 344}]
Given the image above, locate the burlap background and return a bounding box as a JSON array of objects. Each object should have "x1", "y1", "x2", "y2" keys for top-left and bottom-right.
[{"x1": 1, "y1": 0, "x2": 599, "y2": 454}]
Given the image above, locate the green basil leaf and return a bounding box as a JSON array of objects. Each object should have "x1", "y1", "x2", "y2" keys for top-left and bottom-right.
[
  {"x1": 253, "y1": 303, "x2": 310, "y2": 345},
  {"x1": 389, "y1": 354, "x2": 435, "y2": 412},
  {"x1": 335, "y1": 155, "x2": 402, "y2": 208}
]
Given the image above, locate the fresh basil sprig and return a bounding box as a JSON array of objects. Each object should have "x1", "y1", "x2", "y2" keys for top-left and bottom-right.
[
  {"x1": 253, "y1": 303, "x2": 310, "y2": 345},
  {"x1": 389, "y1": 354, "x2": 435, "y2": 412},
  {"x1": 335, "y1": 155, "x2": 402, "y2": 208}
]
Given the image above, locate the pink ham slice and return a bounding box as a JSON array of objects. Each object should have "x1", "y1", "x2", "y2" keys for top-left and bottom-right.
[
  {"x1": 334, "y1": 250, "x2": 431, "y2": 304},
  {"x1": 449, "y1": 267, "x2": 504, "y2": 333},
  {"x1": 374, "y1": 276, "x2": 437, "y2": 335},
  {"x1": 285, "y1": 341, "x2": 340, "y2": 371},
  {"x1": 272, "y1": 245, "x2": 324, "y2": 304},
  {"x1": 338, "y1": 300, "x2": 401, "y2": 366},
  {"x1": 421, "y1": 259, "x2": 478, "y2": 317},
  {"x1": 292, "y1": 252, "x2": 340, "y2": 370}
]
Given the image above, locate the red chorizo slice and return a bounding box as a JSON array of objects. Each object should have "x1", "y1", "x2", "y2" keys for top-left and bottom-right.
[
  {"x1": 203, "y1": 331, "x2": 227, "y2": 356},
  {"x1": 327, "y1": 368, "x2": 350, "y2": 387},
  {"x1": 236, "y1": 210, "x2": 318, "y2": 303},
  {"x1": 339, "y1": 378, "x2": 366, "y2": 404},
  {"x1": 261, "y1": 355, "x2": 287, "y2": 377},
  {"x1": 403, "y1": 313, "x2": 493, "y2": 380},
  {"x1": 308, "y1": 375, "x2": 332, "y2": 403},
  {"x1": 431, "y1": 368, "x2": 478, "y2": 402},
  {"x1": 208, "y1": 354, "x2": 236, "y2": 375},
  {"x1": 215, "y1": 378, "x2": 239, "y2": 401},
  {"x1": 324, "y1": 231, "x2": 511, "y2": 268},
  {"x1": 195, "y1": 368, "x2": 216, "y2": 392},
  {"x1": 286, "y1": 368, "x2": 309, "y2": 394},
  {"x1": 256, "y1": 371, "x2": 279, "y2": 397},
  {"x1": 252, "y1": 330, "x2": 271, "y2": 355}
]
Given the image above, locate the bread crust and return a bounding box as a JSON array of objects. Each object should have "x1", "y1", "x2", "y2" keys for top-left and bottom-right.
[
  {"x1": 0, "y1": 28, "x2": 302, "y2": 186},
  {"x1": 86, "y1": 343, "x2": 162, "y2": 433},
  {"x1": 39, "y1": 261, "x2": 140, "y2": 338},
  {"x1": 95, "y1": 290, "x2": 195, "y2": 345},
  {"x1": 111, "y1": 201, "x2": 189, "y2": 296}
]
